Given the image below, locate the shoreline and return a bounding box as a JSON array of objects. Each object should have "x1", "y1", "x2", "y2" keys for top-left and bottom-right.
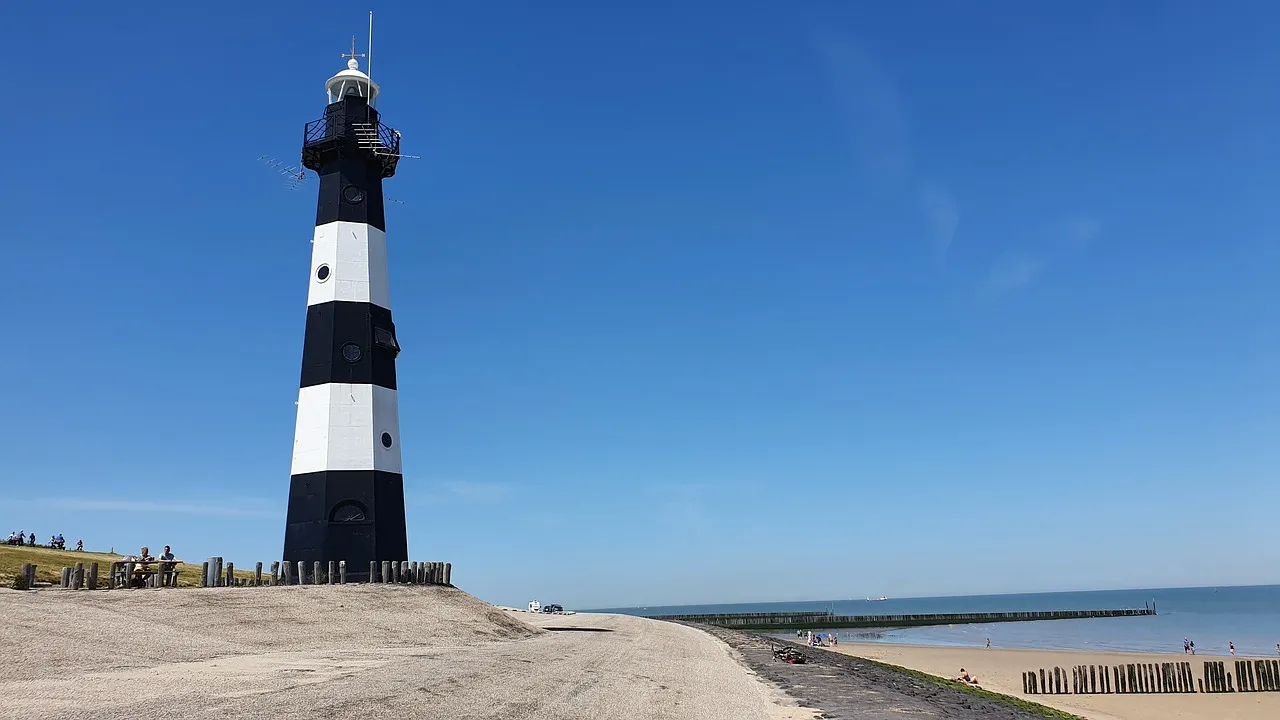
[
  {"x1": 798, "y1": 637, "x2": 1278, "y2": 661},
  {"x1": 808, "y1": 639, "x2": 1280, "y2": 720}
]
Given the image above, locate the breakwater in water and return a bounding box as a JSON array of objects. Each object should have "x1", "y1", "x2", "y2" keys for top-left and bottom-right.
[{"x1": 645, "y1": 607, "x2": 1155, "y2": 630}]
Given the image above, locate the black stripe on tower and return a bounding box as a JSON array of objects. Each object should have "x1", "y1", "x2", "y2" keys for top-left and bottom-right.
[
  {"x1": 300, "y1": 302, "x2": 399, "y2": 390},
  {"x1": 302, "y1": 94, "x2": 395, "y2": 232},
  {"x1": 283, "y1": 469, "x2": 408, "y2": 581},
  {"x1": 315, "y1": 161, "x2": 386, "y2": 231}
]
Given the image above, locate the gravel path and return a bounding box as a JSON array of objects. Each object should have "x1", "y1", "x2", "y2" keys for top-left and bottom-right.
[{"x1": 695, "y1": 625, "x2": 1063, "y2": 719}]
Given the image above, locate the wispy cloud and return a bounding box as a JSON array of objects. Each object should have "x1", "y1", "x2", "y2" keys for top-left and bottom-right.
[
  {"x1": 33, "y1": 497, "x2": 279, "y2": 518},
  {"x1": 1068, "y1": 218, "x2": 1101, "y2": 248},
  {"x1": 987, "y1": 254, "x2": 1046, "y2": 294},
  {"x1": 920, "y1": 182, "x2": 960, "y2": 256},
  {"x1": 815, "y1": 35, "x2": 961, "y2": 259},
  {"x1": 814, "y1": 36, "x2": 913, "y2": 190},
  {"x1": 408, "y1": 480, "x2": 514, "y2": 507},
  {"x1": 983, "y1": 217, "x2": 1101, "y2": 296}
]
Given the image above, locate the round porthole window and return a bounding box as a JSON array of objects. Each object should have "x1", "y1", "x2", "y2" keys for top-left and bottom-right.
[
  {"x1": 343, "y1": 185, "x2": 366, "y2": 204},
  {"x1": 316, "y1": 264, "x2": 331, "y2": 282},
  {"x1": 381, "y1": 432, "x2": 393, "y2": 449},
  {"x1": 341, "y1": 343, "x2": 363, "y2": 363}
]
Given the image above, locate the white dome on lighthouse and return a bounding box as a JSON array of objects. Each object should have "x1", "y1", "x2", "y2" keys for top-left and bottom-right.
[{"x1": 326, "y1": 58, "x2": 380, "y2": 103}]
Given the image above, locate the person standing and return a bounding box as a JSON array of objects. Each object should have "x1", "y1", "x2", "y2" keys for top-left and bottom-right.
[
  {"x1": 1229, "y1": 641, "x2": 1235, "y2": 656},
  {"x1": 986, "y1": 638, "x2": 991, "y2": 649}
]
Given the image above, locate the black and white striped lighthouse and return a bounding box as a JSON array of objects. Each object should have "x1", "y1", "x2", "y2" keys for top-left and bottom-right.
[{"x1": 283, "y1": 52, "x2": 407, "y2": 580}]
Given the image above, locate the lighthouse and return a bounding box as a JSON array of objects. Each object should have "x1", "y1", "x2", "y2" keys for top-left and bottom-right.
[{"x1": 283, "y1": 51, "x2": 407, "y2": 581}]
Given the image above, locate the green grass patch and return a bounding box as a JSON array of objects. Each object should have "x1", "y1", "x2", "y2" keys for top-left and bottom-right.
[
  {"x1": 859, "y1": 657, "x2": 1088, "y2": 720},
  {"x1": 0, "y1": 545, "x2": 255, "y2": 588}
]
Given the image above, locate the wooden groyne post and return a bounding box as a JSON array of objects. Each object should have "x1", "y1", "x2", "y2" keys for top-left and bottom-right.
[{"x1": 1025, "y1": 662, "x2": 1197, "y2": 695}]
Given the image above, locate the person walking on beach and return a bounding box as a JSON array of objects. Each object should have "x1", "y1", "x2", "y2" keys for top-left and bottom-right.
[
  {"x1": 985, "y1": 638, "x2": 991, "y2": 649},
  {"x1": 1189, "y1": 640, "x2": 1196, "y2": 655},
  {"x1": 1184, "y1": 638, "x2": 1190, "y2": 654},
  {"x1": 1229, "y1": 641, "x2": 1235, "y2": 656}
]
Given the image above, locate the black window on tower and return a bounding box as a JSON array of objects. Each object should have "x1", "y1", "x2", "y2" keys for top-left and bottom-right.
[
  {"x1": 329, "y1": 501, "x2": 368, "y2": 523},
  {"x1": 373, "y1": 327, "x2": 400, "y2": 356}
]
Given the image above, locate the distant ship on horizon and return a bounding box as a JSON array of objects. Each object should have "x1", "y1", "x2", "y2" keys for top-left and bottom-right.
[{"x1": 866, "y1": 596, "x2": 889, "y2": 602}]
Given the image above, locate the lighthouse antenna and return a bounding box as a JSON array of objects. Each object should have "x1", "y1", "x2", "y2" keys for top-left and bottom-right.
[{"x1": 368, "y1": 11, "x2": 375, "y2": 106}]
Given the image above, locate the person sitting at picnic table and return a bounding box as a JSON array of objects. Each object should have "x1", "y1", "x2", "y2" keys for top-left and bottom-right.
[
  {"x1": 158, "y1": 545, "x2": 176, "y2": 586},
  {"x1": 126, "y1": 546, "x2": 157, "y2": 588}
]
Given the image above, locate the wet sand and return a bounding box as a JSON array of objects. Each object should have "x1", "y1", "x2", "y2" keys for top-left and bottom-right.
[{"x1": 825, "y1": 641, "x2": 1280, "y2": 720}]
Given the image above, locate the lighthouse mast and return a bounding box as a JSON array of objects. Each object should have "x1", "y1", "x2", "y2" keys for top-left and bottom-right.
[{"x1": 283, "y1": 43, "x2": 408, "y2": 581}]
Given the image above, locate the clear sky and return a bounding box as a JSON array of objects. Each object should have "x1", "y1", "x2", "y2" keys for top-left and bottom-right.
[{"x1": 3, "y1": 1, "x2": 1277, "y2": 609}]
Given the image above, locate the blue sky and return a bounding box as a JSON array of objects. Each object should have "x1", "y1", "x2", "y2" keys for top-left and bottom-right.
[{"x1": 2, "y1": 1, "x2": 1277, "y2": 608}]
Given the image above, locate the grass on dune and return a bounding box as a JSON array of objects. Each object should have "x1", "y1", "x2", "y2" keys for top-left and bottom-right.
[
  {"x1": 859, "y1": 657, "x2": 1089, "y2": 720},
  {"x1": 1, "y1": 545, "x2": 255, "y2": 588}
]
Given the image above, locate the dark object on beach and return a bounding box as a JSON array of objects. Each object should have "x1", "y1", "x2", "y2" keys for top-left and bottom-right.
[
  {"x1": 542, "y1": 604, "x2": 564, "y2": 613},
  {"x1": 772, "y1": 645, "x2": 808, "y2": 664}
]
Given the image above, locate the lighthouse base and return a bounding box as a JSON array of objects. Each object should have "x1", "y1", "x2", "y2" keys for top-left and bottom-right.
[{"x1": 283, "y1": 469, "x2": 407, "y2": 582}]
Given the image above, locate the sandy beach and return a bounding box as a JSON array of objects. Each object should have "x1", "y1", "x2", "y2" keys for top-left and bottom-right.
[
  {"x1": 825, "y1": 641, "x2": 1280, "y2": 720},
  {"x1": 0, "y1": 585, "x2": 816, "y2": 720}
]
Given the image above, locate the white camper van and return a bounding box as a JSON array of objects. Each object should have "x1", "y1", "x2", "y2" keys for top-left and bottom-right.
[{"x1": 528, "y1": 600, "x2": 541, "y2": 613}]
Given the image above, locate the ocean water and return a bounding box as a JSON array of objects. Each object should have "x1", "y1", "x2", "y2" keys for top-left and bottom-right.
[{"x1": 597, "y1": 585, "x2": 1280, "y2": 657}]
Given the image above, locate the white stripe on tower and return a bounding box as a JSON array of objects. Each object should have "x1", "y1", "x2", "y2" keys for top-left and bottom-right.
[{"x1": 306, "y1": 221, "x2": 391, "y2": 308}]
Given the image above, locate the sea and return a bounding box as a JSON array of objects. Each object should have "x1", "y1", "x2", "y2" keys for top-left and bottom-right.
[{"x1": 596, "y1": 585, "x2": 1280, "y2": 658}]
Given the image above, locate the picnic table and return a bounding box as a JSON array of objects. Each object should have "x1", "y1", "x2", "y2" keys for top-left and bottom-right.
[{"x1": 109, "y1": 559, "x2": 184, "y2": 588}]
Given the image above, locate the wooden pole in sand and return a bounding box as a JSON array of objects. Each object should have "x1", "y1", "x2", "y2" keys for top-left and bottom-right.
[
  {"x1": 410, "y1": 561, "x2": 418, "y2": 583},
  {"x1": 270, "y1": 561, "x2": 280, "y2": 586},
  {"x1": 87, "y1": 562, "x2": 99, "y2": 590},
  {"x1": 214, "y1": 557, "x2": 224, "y2": 587},
  {"x1": 339, "y1": 560, "x2": 346, "y2": 584},
  {"x1": 225, "y1": 562, "x2": 234, "y2": 588},
  {"x1": 369, "y1": 561, "x2": 377, "y2": 582},
  {"x1": 313, "y1": 561, "x2": 322, "y2": 585},
  {"x1": 282, "y1": 561, "x2": 294, "y2": 585},
  {"x1": 328, "y1": 560, "x2": 336, "y2": 585},
  {"x1": 382, "y1": 560, "x2": 391, "y2": 583},
  {"x1": 297, "y1": 561, "x2": 307, "y2": 585},
  {"x1": 254, "y1": 562, "x2": 263, "y2": 587}
]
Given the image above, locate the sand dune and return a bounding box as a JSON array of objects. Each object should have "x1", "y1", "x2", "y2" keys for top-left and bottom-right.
[{"x1": 1, "y1": 586, "x2": 814, "y2": 720}]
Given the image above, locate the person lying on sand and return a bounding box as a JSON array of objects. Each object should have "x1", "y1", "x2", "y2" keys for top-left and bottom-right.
[{"x1": 956, "y1": 668, "x2": 979, "y2": 685}]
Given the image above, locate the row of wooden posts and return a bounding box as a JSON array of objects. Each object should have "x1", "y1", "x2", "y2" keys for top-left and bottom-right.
[
  {"x1": 198, "y1": 558, "x2": 452, "y2": 587},
  {"x1": 16, "y1": 559, "x2": 452, "y2": 590},
  {"x1": 1023, "y1": 659, "x2": 1280, "y2": 695}
]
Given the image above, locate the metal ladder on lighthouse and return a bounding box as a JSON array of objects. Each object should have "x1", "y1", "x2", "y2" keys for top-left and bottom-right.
[{"x1": 351, "y1": 121, "x2": 419, "y2": 159}]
